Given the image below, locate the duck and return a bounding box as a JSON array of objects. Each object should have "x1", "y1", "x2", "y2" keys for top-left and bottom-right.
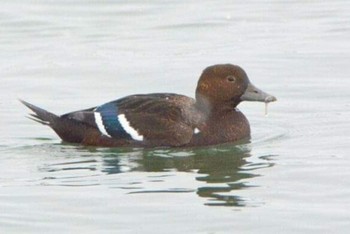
[{"x1": 21, "y1": 64, "x2": 276, "y2": 147}]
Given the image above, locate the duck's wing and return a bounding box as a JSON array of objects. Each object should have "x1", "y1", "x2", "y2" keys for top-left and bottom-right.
[{"x1": 62, "y1": 93, "x2": 199, "y2": 146}]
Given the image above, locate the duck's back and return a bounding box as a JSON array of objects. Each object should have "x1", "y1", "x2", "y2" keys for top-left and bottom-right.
[{"x1": 49, "y1": 93, "x2": 202, "y2": 147}]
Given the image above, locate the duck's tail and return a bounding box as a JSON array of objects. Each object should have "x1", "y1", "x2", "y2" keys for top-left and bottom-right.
[
  {"x1": 20, "y1": 99, "x2": 59, "y2": 126},
  {"x1": 20, "y1": 100, "x2": 102, "y2": 144}
]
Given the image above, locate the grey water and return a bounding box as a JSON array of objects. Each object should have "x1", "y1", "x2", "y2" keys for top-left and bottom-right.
[{"x1": 1, "y1": 0, "x2": 350, "y2": 233}]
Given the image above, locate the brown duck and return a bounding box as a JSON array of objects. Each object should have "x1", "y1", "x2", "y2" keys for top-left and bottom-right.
[{"x1": 21, "y1": 64, "x2": 277, "y2": 147}]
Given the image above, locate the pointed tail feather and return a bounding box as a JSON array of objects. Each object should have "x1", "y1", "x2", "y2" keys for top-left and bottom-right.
[
  {"x1": 20, "y1": 99, "x2": 59, "y2": 126},
  {"x1": 20, "y1": 99, "x2": 96, "y2": 144}
]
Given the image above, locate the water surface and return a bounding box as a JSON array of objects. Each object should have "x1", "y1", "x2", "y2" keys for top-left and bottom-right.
[{"x1": 1, "y1": 0, "x2": 350, "y2": 233}]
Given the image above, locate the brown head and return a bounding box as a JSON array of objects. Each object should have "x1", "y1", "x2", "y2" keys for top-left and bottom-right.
[{"x1": 195, "y1": 64, "x2": 276, "y2": 112}]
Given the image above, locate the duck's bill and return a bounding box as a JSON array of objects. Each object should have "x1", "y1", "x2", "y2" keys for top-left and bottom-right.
[{"x1": 240, "y1": 83, "x2": 277, "y2": 103}]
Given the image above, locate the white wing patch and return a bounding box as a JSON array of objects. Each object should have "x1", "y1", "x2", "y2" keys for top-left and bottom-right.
[
  {"x1": 194, "y1": 128, "x2": 200, "y2": 134},
  {"x1": 118, "y1": 114, "x2": 144, "y2": 141},
  {"x1": 94, "y1": 112, "x2": 111, "y2": 137}
]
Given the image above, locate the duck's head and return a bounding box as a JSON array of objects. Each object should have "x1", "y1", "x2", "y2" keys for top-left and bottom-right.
[{"x1": 195, "y1": 64, "x2": 276, "y2": 111}]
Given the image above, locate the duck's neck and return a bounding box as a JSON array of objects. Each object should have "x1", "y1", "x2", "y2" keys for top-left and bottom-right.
[{"x1": 195, "y1": 96, "x2": 240, "y2": 117}]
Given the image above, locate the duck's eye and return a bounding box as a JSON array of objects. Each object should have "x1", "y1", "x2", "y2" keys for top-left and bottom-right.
[{"x1": 227, "y1": 76, "x2": 236, "y2": 82}]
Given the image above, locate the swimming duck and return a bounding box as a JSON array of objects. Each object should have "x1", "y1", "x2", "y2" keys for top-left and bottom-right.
[{"x1": 21, "y1": 64, "x2": 276, "y2": 147}]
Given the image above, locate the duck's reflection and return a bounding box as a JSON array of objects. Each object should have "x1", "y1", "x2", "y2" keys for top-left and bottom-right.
[{"x1": 39, "y1": 142, "x2": 273, "y2": 207}]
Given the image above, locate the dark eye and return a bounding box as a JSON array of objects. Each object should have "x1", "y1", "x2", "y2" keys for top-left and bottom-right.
[{"x1": 227, "y1": 76, "x2": 236, "y2": 82}]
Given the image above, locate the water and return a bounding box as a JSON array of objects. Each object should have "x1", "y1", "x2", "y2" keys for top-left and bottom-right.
[{"x1": 1, "y1": 0, "x2": 350, "y2": 233}]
